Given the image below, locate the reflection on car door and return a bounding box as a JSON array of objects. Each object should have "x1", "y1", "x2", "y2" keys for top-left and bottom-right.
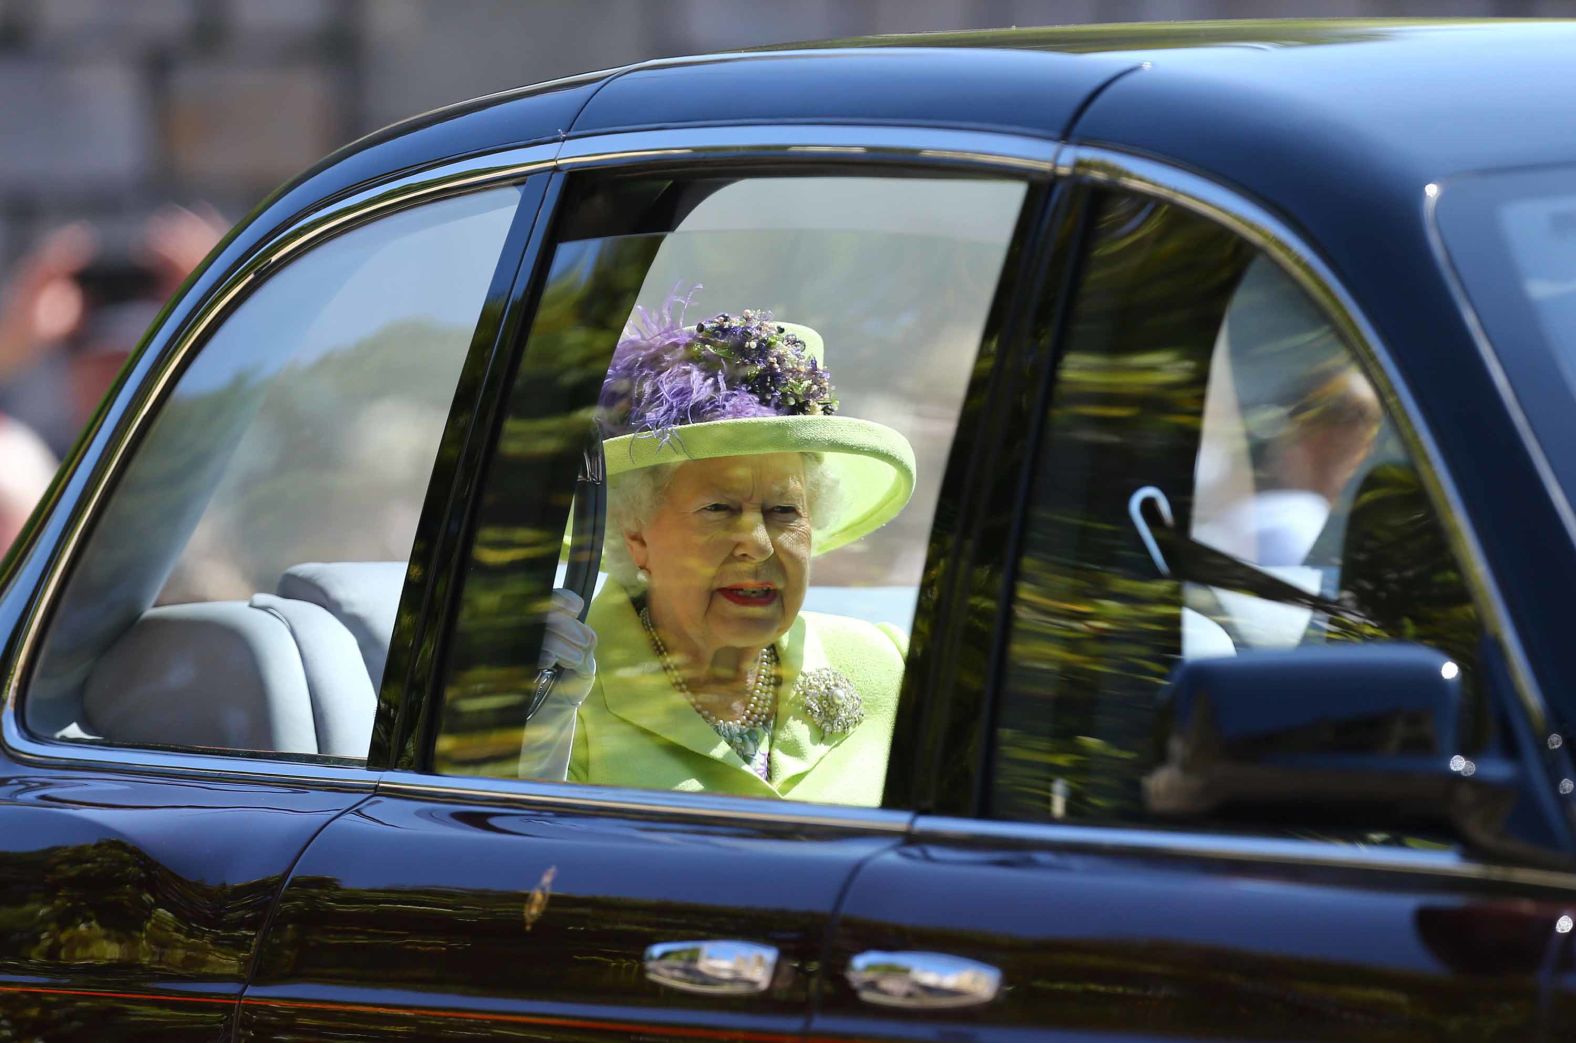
[
  {"x1": 0, "y1": 760, "x2": 369, "y2": 1040},
  {"x1": 238, "y1": 787, "x2": 905, "y2": 1040},
  {"x1": 818, "y1": 825, "x2": 1569, "y2": 1041}
]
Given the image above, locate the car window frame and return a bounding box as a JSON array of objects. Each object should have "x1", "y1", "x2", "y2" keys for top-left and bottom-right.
[
  {"x1": 962, "y1": 145, "x2": 1576, "y2": 869},
  {"x1": 378, "y1": 126, "x2": 1064, "y2": 828},
  {"x1": 0, "y1": 150, "x2": 558, "y2": 784}
]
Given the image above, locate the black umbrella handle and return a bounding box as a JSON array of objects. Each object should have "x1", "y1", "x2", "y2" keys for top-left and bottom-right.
[{"x1": 525, "y1": 423, "x2": 606, "y2": 720}]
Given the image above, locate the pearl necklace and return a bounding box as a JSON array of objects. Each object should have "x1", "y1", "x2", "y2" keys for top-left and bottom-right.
[{"x1": 639, "y1": 607, "x2": 778, "y2": 728}]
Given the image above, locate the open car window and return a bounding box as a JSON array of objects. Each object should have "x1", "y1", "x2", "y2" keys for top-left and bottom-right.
[
  {"x1": 26, "y1": 186, "x2": 525, "y2": 762},
  {"x1": 435, "y1": 172, "x2": 1029, "y2": 807}
]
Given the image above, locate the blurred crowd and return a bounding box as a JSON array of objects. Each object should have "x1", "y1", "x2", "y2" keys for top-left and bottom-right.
[{"x1": 0, "y1": 208, "x2": 225, "y2": 553}]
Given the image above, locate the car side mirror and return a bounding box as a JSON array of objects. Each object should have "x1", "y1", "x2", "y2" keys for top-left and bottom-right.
[{"x1": 1144, "y1": 643, "x2": 1518, "y2": 845}]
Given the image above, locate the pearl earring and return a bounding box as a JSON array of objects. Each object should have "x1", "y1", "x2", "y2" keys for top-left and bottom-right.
[{"x1": 636, "y1": 567, "x2": 651, "y2": 585}]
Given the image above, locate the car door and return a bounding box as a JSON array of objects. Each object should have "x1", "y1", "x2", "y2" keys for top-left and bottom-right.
[
  {"x1": 0, "y1": 170, "x2": 543, "y2": 1039},
  {"x1": 235, "y1": 133, "x2": 1053, "y2": 1040},
  {"x1": 815, "y1": 167, "x2": 1576, "y2": 1041}
]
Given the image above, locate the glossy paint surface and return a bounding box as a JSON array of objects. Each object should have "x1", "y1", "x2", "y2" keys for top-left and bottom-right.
[
  {"x1": 239, "y1": 792, "x2": 901, "y2": 1040},
  {"x1": 0, "y1": 747, "x2": 366, "y2": 1038},
  {"x1": 568, "y1": 48, "x2": 1135, "y2": 140},
  {"x1": 819, "y1": 830, "x2": 1575, "y2": 1041}
]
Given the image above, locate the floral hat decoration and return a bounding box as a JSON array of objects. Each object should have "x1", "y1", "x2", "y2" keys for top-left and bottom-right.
[{"x1": 598, "y1": 289, "x2": 916, "y2": 554}]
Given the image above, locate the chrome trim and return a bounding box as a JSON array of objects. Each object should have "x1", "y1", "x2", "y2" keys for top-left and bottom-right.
[
  {"x1": 377, "y1": 771, "x2": 914, "y2": 833},
  {"x1": 1066, "y1": 145, "x2": 1557, "y2": 751},
  {"x1": 251, "y1": 143, "x2": 558, "y2": 274},
  {"x1": 1, "y1": 708, "x2": 381, "y2": 788},
  {"x1": 846, "y1": 950, "x2": 1001, "y2": 1009},
  {"x1": 557, "y1": 125, "x2": 1058, "y2": 174},
  {"x1": 918, "y1": 815, "x2": 1576, "y2": 892},
  {"x1": 644, "y1": 939, "x2": 778, "y2": 996}
]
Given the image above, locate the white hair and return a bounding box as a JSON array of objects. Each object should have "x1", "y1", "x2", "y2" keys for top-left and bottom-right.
[{"x1": 602, "y1": 454, "x2": 839, "y2": 590}]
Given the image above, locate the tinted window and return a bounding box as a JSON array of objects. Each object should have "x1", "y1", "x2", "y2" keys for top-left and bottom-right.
[
  {"x1": 1435, "y1": 165, "x2": 1576, "y2": 532},
  {"x1": 435, "y1": 173, "x2": 1028, "y2": 810},
  {"x1": 29, "y1": 186, "x2": 523, "y2": 760},
  {"x1": 993, "y1": 191, "x2": 1486, "y2": 833}
]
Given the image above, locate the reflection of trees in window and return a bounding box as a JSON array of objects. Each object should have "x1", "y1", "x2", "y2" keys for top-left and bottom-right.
[
  {"x1": 996, "y1": 195, "x2": 1253, "y2": 823},
  {"x1": 438, "y1": 237, "x2": 660, "y2": 775},
  {"x1": 160, "y1": 316, "x2": 473, "y2": 604},
  {"x1": 994, "y1": 192, "x2": 1487, "y2": 830}
]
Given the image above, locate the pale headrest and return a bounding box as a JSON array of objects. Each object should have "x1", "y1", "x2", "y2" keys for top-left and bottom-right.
[{"x1": 277, "y1": 561, "x2": 406, "y2": 691}]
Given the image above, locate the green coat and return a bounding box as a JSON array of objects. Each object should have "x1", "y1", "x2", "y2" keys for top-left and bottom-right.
[{"x1": 570, "y1": 583, "x2": 907, "y2": 806}]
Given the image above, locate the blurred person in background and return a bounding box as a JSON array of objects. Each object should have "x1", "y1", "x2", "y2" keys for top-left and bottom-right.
[
  {"x1": 0, "y1": 206, "x2": 225, "y2": 453},
  {"x1": 0, "y1": 411, "x2": 59, "y2": 553},
  {"x1": 0, "y1": 207, "x2": 224, "y2": 554}
]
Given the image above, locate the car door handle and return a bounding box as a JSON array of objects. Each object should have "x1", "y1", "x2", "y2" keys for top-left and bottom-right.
[
  {"x1": 846, "y1": 950, "x2": 1002, "y2": 1009},
  {"x1": 644, "y1": 940, "x2": 779, "y2": 995}
]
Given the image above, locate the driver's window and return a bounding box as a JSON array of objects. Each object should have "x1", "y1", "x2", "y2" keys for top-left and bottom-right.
[
  {"x1": 435, "y1": 172, "x2": 1029, "y2": 808},
  {"x1": 991, "y1": 191, "x2": 1487, "y2": 831}
]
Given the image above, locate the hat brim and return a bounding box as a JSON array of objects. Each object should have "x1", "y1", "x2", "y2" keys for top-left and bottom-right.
[{"x1": 604, "y1": 415, "x2": 916, "y2": 554}]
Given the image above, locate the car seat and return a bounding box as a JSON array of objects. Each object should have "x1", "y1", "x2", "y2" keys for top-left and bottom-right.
[{"x1": 80, "y1": 562, "x2": 406, "y2": 760}]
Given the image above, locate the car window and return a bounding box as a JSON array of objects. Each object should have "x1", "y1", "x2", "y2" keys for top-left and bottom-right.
[
  {"x1": 434, "y1": 172, "x2": 1029, "y2": 808},
  {"x1": 27, "y1": 186, "x2": 524, "y2": 761},
  {"x1": 991, "y1": 190, "x2": 1488, "y2": 837}
]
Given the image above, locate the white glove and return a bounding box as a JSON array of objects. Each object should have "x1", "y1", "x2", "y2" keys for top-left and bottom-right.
[{"x1": 517, "y1": 588, "x2": 598, "y2": 781}]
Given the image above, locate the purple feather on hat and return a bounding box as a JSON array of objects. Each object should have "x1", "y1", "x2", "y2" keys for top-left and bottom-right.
[{"x1": 599, "y1": 284, "x2": 837, "y2": 442}]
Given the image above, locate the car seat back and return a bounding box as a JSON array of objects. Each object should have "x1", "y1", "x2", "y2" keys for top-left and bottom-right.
[
  {"x1": 82, "y1": 599, "x2": 375, "y2": 757},
  {"x1": 80, "y1": 563, "x2": 407, "y2": 760}
]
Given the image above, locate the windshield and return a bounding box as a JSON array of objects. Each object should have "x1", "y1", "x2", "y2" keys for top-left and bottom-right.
[{"x1": 1434, "y1": 165, "x2": 1576, "y2": 506}]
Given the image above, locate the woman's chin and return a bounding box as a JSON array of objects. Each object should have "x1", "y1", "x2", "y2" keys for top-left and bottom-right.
[{"x1": 710, "y1": 604, "x2": 791, "y2": 646}]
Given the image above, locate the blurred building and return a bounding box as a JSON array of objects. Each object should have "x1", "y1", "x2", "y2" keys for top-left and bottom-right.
[{"x1": 0, "y1": 0, "x2": 1565, "y2": 267}]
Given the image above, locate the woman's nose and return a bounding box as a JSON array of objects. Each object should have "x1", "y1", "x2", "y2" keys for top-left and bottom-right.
[{"x1": 731, "y1": 511, "x2": 774, "y2": 560}]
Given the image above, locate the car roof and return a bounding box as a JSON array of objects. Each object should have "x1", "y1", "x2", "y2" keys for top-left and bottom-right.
[
  {"x1": 786, "y1": 20, "x2": 1576, "y2": 179},
  {"x1": 249, "y1": 21, "x2": 1575, "y2": 240},
  {"x1": 213, "y1": 19, "x2": 1575, "y2": 344}
]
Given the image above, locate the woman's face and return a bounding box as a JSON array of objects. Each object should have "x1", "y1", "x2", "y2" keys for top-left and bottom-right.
[{"x1": 626, "y1": 452, "x2": 812, "y2": 659}]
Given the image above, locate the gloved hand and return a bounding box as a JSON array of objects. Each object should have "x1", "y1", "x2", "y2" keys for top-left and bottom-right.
[{"x1": 517, "y1": 588, "x2": 598, "y2": 781}]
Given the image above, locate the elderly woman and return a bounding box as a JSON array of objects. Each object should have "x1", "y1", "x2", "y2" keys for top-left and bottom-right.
[{"x1": 526, "y1": 304, "x2": 916, "y2": 806}]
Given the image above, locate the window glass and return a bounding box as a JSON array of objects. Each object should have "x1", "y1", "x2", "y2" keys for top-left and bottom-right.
[
  {"x1": 436, "y1": 173, "x2": 1028, "y2": 808},
  {"x1": 993, "y1": 191, "x2": 1486, "y2": 836},
  {"x1": 29, "y1": 186, "x2": 523, "y2": 760},
  {"x1": 1434, "y1": 166, "x2": 1576, "y2": 580}
]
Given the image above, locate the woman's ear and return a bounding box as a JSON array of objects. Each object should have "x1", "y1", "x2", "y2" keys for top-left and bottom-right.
[{"x1": 624, "y1": 528, "x2": 649, "y2": 571}]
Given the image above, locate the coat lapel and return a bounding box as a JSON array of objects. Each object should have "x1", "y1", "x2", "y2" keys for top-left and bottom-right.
[
  {"x1": 770, "y1": 613, "x2": 855, "y2": 792},
  {"x1": 588, "y1": 584, "x2": 758, "y2": 776}
]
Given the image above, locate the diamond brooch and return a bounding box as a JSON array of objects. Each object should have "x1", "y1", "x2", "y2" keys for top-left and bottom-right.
[{"x1": 794, "y1": 668, "x2": 863, "y2": 734}]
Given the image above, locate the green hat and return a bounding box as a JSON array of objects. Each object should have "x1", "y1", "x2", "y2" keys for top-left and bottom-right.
[{"x1": 600, "y1": 309, "x2": 915, "y2": 554}]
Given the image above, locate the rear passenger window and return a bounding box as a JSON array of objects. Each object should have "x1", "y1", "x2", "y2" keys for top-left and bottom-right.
[
  {"x1": 992, "y1": 191, "x2": 1488, "y2": 836},
  {"x1": 433, "y1": 172, "x2": 1028, "y2": 808},
  {"x1": 27, "y1": 186, "x2": 524, "y2": 761}
]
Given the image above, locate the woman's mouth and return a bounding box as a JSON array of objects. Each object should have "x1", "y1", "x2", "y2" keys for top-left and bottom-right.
[{"x1": 717, "y1": 584, "x2": 779, "y2": 607}]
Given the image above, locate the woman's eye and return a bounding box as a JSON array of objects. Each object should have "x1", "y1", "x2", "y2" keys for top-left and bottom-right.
[
  {"x1": 770, "y1": 504, "x2": 803, "y2": 517},
  {"x1": 701, "y1": 503, "x2": 732, "y2": 513}
]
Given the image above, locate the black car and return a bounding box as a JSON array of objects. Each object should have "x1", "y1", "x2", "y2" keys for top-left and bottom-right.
[{"x1": 2, "y1": 19, "x2": 1575, "y2": 1042}]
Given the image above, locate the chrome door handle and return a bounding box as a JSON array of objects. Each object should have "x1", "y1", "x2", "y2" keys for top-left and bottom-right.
[
  {"x1": 644, "y1": 940, "x2": 778, "y2": 995},
  {"x1": 846, "y1": 950, "x2": 1001, "y2": 1009}
]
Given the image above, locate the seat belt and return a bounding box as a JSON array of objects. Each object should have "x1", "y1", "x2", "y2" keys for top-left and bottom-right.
[{"x1": 1130, "y1": 487, "x2": 1375, "y2": 631}]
